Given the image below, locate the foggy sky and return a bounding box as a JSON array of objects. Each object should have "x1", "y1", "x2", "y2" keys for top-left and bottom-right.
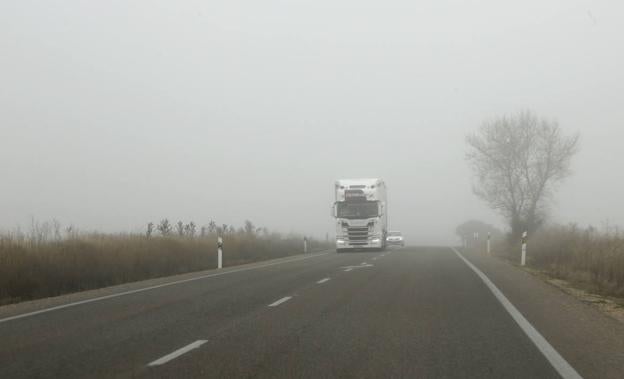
[{"x1": 2, "y1": 1, "x2": 624, "y2": 245}]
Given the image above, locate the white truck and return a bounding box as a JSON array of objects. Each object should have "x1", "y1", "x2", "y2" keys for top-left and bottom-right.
[{"x1": 331, "y1": 178, "x2": 388, "y2": 253}]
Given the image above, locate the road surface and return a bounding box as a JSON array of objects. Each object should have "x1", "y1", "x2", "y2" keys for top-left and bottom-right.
[{"x1": 1, "y1": 246, "x2": 619, "y2": 378}]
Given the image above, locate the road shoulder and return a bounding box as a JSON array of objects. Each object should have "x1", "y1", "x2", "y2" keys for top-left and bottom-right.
[
  {"x1": 459, "y1": 248, "x2": 624, "y2": 379},
  {"x1": 520, "y1": 265, "x2": 624, "y2": 324}
]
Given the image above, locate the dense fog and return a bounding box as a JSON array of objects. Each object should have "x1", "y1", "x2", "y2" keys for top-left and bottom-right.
[{"x1": 2, "y1": 1, "x2": 623, "y2": 244}]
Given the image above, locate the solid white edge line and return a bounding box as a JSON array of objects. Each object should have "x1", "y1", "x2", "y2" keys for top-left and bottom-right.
[
  {"x1": 148, "y1": 340, "x2": 208, "y2": 367},
  {"x1": 317, "y1": 278, "x2": 331, "y2": 284},
  {"x1": 451, "y1": 247, "x2": 583, "y2": 379},
  {"x1": 268, "y1": 296, "x2": 292, "y2": 307},
  {"x1": 0, "y1": 252, "x2": 330, "y2": 324}
]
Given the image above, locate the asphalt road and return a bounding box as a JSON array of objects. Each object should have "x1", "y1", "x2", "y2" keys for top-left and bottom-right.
[{"x1": 0, "y1": 247, "x2": 576, "y2": 378}]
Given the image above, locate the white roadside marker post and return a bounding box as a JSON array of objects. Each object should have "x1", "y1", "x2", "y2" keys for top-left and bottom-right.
[
  {"x1": 521, "y1": 231, "x2": 527, "y2": 266},
  {"x1": 217, "y1": 236, "x2": 223, "y2": 269},
  {"x1": 487, "y1": 232, "x2": 491, "y2": 256},
  {"x1": 303, "y1": 237, "x2": 308, "y2": 254},
  {"x1": 472, "y1": 232, "x2": 479, "y2": 251}
]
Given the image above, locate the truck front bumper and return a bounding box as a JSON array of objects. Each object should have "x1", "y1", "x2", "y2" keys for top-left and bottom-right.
[{"x1": 336, "y1": 237, "x2": 383, "y2": 250}]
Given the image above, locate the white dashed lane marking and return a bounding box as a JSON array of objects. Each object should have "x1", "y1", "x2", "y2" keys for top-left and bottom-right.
[
  {"x1": 268, "y1": 296, "x2": 292, "y2": 307},
  {"x1": 148, "y1": 340, "x2": 208, "y2": 367}
]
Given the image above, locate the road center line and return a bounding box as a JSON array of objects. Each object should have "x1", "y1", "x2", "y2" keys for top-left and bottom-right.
[
  {"x1": 148, "y1": 340, "x2": 207, "y2": 367},
  {"x1": 344, "y1": 268, "x2": 353, "y2": 272},
  {"x1": 451, "y1": 247, "x2": 583, "y2": 379},
  {"x1": 0, "y1": 252, "x2": 330, "y2": 324},
  {"x1": 317, "y1": 278, "x2": 331, "y2": 284},
  {"x1": 268, "y1": 296, "x2": 292, "y2": 307}
]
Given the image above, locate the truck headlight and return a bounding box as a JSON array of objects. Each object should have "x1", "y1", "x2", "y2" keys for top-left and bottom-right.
[
  {"x1": 336, "y1": 239, "x2": 346, "y2": 245},
  {"x1": 372, "y1": 238, "x2": 381, "y2": 244}
]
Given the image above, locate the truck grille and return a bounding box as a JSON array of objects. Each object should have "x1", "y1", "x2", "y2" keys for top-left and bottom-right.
[{"x1": 347, "y1": 227, "x2": 369, "y2": 245}]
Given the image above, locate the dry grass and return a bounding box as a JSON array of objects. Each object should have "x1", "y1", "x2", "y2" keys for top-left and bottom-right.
[
  {"x1": 0, "y1": 229, "x2": 328, "y2": 306},
  {"x1": 493, "y1": 224, "x2": 624, "y2": 298}
]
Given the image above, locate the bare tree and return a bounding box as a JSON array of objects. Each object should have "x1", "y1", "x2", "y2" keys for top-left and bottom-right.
[
  {"x1": 146, "y1": 222, "x2": 155, "y2": 238},
  {"x1": 157, "y1": 219, "x2": 172, "y2": 236},
  {"x1": 244, "y1": 220, "x2": 255, "y2": 235},
  {"x1": 52, "y1": 219, "x2": 62, "y2": 241},
  {"x1": 208, "y1": 220, "x2": 217, "y2": 233},
  {"x1": 184, "y1": 222, "x2": 196, "y2": 238},
  {"x1": 466, "y1": 110, "x2": 579, "y2": 241},
  {"x1": 176, "y1": 221, "x2": 185, "y2": 237}
]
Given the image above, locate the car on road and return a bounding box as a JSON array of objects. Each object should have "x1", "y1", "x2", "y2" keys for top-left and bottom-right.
[{"x1": 386, "y1": 231, "x2": 405, "y2": 247}]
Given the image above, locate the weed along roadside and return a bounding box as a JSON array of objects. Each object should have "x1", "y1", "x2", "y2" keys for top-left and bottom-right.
[
  {"x1": 501, "y1": 225, "x2": 624, "y2": 300},
  {"x1": 0, "y1": 219, "x2": 330, "y2": 306}
]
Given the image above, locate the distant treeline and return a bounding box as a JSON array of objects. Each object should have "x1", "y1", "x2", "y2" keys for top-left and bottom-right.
[{"x1": 0, "y1": 219, "x2": 329, "y2": 306}]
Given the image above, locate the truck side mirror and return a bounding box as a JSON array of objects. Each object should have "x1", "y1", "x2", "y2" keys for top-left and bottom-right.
[{"x1": 331, "y1": 203, "x2": 337, "y2": 218}]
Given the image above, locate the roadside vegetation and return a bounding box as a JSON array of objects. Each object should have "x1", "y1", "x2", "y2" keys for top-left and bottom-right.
[
  {"x1": 0, "y1": 219, "x2": 328, "y2": 306},
  {"x1": 458, "y1": 221, "x2": 624, "y2": 298},
  {"x1": 496, "y1": 224, "x2": 624, "y2": 298}
]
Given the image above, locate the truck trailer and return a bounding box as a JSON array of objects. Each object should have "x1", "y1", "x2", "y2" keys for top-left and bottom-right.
[{"x1": 332, "y1": 178, "x2": 388, "y2": 253}]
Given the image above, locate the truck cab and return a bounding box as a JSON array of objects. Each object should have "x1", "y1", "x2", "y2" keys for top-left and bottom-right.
[{"x1": 332, "y1": 178, "x2": 388, "y2": 252}]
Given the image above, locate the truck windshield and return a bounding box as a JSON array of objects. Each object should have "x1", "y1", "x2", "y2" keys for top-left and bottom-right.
[{"x1": 337, "y1": 201, "x2": 379, "y2": 219}]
